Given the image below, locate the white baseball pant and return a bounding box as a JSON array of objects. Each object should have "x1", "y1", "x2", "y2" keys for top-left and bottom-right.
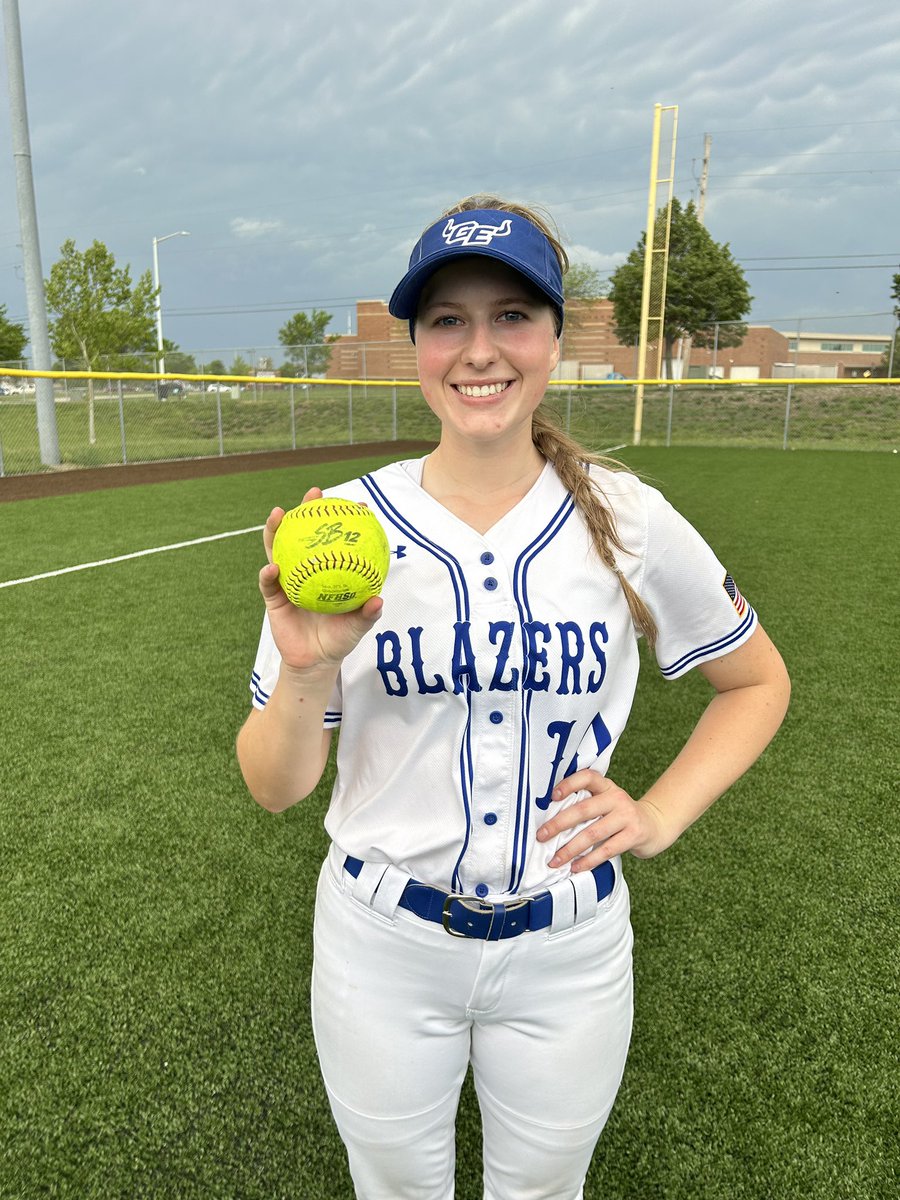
[{"x1": 311, "y1": 848, "x2": 634, "y2": 1200}]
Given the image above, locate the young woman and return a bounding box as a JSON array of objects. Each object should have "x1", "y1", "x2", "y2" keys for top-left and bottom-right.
[{"x1": 236, "y1": 196, "x2": 790, "y2": 1200}]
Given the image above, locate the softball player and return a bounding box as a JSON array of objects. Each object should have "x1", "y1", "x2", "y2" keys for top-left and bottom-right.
[{"x1": 237, "y1": 196, "x2": 790, "y2": 1200}]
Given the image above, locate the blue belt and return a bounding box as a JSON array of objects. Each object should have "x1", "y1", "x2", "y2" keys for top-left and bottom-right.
[{"x1": 343, "y1": 856, "x2": 615, "y2": 941}]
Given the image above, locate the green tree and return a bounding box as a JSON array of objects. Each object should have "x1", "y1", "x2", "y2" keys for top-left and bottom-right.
[
  {"x1": 278, "y1": 309, "x2": 339, "y2": 377},
  {"x1": 0, "y1": 304, "x2": 28, "y2": 364},
  {"x1": 161, "y1": 339, "x2": 198, "y2": 376},
  {"x1": 564, "y1": 263, "x2": 605, "y2": 303},
  {"x1": 45, "y1": 239, "x2": 157, "y2": 441},
  {"x1": 608, "y1": 199, "x2": 752, "y2": 377},
  {"x1": 200, "y1": 358, "x2": 228, "y2": 376},
  {"x1": 562, "y1": 263, "x2": 606, "y2": 335}
]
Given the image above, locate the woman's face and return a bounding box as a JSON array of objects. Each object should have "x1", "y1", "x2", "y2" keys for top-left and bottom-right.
[{"x1": 414, "y1": 258, "x2": 560, "y2": 449}]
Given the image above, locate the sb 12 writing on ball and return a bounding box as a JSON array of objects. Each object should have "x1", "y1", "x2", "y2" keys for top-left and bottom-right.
[{"x1": 272, "y1": 498, "x2": 390, "y2": 613}]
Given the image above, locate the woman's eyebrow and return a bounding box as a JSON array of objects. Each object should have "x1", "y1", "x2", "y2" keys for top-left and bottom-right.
[{"x1": 422, "y1": 295, "x2": 538, "y2": 312}]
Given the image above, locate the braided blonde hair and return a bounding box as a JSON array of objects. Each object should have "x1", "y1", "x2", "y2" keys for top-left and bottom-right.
[
  {"x1": 444, "y1": 194, "x2": 659, "y2": 647},
  {"x1": 531, "y1": 410, "x2": 658, "y2": 646}
]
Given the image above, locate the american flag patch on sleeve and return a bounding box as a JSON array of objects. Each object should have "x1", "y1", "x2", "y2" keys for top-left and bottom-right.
[{"x1": 723, "y1": 573, "x2": 747, "y2": 616}]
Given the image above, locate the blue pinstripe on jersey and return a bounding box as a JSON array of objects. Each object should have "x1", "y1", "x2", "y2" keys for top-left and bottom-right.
[
  {"x1": 507, "y1": 493, "x2": 576, "y2": 893},
  {"x1": 361, "y1": 474, "x2": 470, "y2": 623},
  {"x1": 360, "y1": 473, "x2": 477, "y2": 892}
]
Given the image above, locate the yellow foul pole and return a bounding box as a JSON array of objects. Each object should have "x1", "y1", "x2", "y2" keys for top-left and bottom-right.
[{"x1": 633, "y1": 103, "x2": 678, "y2": 445}]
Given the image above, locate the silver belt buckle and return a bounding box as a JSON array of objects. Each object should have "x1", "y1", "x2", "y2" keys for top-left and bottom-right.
[{"x1": 442, "y1": 894, "x2": 529, "y2": 939}]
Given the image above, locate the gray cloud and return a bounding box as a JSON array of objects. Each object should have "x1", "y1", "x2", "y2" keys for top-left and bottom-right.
[{"x1": 1, "y1": 0, "x2": 898, "y2": 360}]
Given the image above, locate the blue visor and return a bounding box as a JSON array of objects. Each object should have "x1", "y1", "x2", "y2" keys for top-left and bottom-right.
[{"x1": 389, "y1": 208, "x2": 565, "y2": 337}]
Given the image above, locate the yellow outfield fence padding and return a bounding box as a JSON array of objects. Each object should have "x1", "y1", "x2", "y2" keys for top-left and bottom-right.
[
  {"x1": 1, "y1": 367, "x2": 898, "y2": 387},
  {"x1": 0, "y1": 369, "x2": 897, "y2": 477}
]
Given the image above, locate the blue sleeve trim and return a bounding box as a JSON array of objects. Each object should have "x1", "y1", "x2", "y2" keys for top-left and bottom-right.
[
  {"x1": 250, "y1": 670, "x2": 270, "y2": 707},
  {"x1": 660, "y1": 607, "x2": 757, "y2": 679}
]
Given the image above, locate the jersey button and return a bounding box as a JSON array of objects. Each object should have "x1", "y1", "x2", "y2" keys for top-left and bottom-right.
[
  {"x1": 489, "y1": 710, "x2": 503, "y2": 724},
  {"x1": 483, "y1": 812, "x2": 498, "y2": 825},
  {"x1": 475, "y1": 883, "x2": 489, "y2": 899},
  {"x1": 483, "y1": 577, "x2": 498, "y2": 591},
  {"x1": 480, "y1": 552, "x2": 495, "y2": 565}
]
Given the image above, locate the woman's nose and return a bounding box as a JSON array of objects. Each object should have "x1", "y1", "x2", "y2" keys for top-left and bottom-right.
[{"x1": 462, "y1": 320, "x2": 499, "y2": 368}]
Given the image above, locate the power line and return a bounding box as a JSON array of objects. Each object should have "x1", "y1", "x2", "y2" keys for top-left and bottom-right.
[
  {"x1": 703, "y1": 118, "x2": 900, "y2": 135},
  {"x1": 713, "y1": 149, "x2": 900, "y2": 162},
  {"x1": 743, "y1": 264, "x2": 899, "y2": 273},
  {"x1": 740, "y1": 253, "x2": 900, "y2": 261},
  {"x1": 715, "y1": 168, "x2": 900, "y2": 179}
]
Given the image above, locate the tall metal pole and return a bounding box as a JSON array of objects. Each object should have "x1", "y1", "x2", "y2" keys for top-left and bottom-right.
[
  {"x1": 633, "y1": 104, "x2": 664, "y2": 446},
  {"x1": 3, "y1": 0, "x2": 58, "y2": 464},
  {"x1": 696, "y1": 133, "x2": 712, "y2": 223},
  {"x1": 633, "y1": 103, "x2": 677, "y2": 444},
  {"x1": 682, "y1": 133, "x2": 712, "y2": 380},
  {"x1": 152, "y1": 230, "x2": 190, "y2": 375},
  {"x1": 152, "y1": 237, "x2": 162, "y2": 370}
]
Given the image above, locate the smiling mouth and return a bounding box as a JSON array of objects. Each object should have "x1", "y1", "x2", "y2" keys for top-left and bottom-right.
[{"x1": 454, "y1": 381, "x2": 512, "y2": 398}]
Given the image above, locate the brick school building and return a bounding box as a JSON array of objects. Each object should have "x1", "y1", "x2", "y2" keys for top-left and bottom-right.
[{"x1": 324, "y1": 299, "x2": 890, "y2": 382}]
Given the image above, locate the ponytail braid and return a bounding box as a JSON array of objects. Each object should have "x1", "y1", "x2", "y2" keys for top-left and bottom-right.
[{"x1": 531, "y1": 408, "x2": 659, "y2": 649}]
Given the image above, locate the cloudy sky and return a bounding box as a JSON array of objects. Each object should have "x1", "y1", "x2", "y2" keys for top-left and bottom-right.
[{"x1": 1, "y1": 0, "x2": 899, "y2": 365}]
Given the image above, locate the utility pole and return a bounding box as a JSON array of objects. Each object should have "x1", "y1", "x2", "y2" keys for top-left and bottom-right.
[
  {"x1": 682, "y1": 133, "x2": 712, "y2": 381},
  {"x1": 3, "y1": 0, "x2": 59, "y2": 464},
  {"x1": 696, "y1": 133, "x2": 712, "y2": 223},
  {"x1": 152, "y1": 230, "x2": 190, "y2": 376}
]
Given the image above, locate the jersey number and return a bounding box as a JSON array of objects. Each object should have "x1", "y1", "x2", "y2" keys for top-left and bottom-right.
[{"x1": 534, "y1": 713, "x2": 612, "y2": 810}]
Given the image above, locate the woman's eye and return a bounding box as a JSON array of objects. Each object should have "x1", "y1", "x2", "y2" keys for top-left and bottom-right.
[
  {"x1": 500, "y1": 310, "x2": 526, "y2": 323},
  {"x1": 436, "y1": 314, "x2": 461, "y2": 327}
]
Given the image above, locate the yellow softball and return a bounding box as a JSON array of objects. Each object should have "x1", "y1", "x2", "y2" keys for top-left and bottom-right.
[{"x1": 272, "y1": 497, "x2": 390, "y2": 613}]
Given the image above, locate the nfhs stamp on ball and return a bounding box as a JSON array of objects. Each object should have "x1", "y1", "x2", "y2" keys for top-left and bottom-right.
[{"x1": 272, "y1": 498, "x2": 390, "y2": 613}]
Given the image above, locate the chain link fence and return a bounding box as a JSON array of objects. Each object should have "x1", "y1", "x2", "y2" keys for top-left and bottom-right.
[
  {"x1": 556, "y1": 379, "x2": 900, "y2": 452},
  {"x1": 0, "y1": 374, "x2": 897, "y2": 477}
]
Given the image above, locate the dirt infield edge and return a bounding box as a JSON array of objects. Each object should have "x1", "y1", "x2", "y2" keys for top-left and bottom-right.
[{"x1": 0, "y1": 442, "x2": 437, "y2": 503}]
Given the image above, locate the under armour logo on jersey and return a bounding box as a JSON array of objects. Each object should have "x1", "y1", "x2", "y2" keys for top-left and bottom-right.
[
  {"x1": 442, "y1": 217, "x2": 512, "y2": 247},
  {"x1": 392, "y1": 545, "x2": 408, "y2": 560}
]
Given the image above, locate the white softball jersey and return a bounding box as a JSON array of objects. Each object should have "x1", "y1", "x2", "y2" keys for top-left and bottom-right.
[{"x1": 250, "y1": 458, "x2": 756, "y2": 900}]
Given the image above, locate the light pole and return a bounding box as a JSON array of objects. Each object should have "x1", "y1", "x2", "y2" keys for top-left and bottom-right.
[
  {"x1": 4, "y1": 0, "x2": 58, "y2": 463},
  {"x1": 152, "y1": 230, "x2": 190, "y2": 375}
]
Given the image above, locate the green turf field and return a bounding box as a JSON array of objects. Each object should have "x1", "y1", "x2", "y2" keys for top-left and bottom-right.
[{"x1": 1, "y1": 447, "x2": 897, "y2": 1199}]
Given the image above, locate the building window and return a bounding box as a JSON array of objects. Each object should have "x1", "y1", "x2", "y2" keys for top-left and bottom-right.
[
  {"x1": 863, "y1": 342, "x2": 889, "y2": 353},
  {"x1": 820, "y1": 341, "x2": 855, "y2": 352},
  {"x1": 787, "y1": 340, "x2": 798, "y2": 351}
]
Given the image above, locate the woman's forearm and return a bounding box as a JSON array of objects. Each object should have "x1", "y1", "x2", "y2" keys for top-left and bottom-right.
[
  {"x1": 539, "y1": 626, "x2": 790, "y2": 869},
  {"x1": 236, "y1": 662, "x2": 338, "y2": 812},
  {"x1": 635, "y1": 666, "x2": 791, "y2": 853}
]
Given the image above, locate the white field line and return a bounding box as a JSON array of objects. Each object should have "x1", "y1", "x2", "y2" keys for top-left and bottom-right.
[
  {"x1": 600, "y1": 444, "x2": 628, "y2": 455},
  {"x1": 0, "y1": 525, "x2": 264, "y2": 590}
]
